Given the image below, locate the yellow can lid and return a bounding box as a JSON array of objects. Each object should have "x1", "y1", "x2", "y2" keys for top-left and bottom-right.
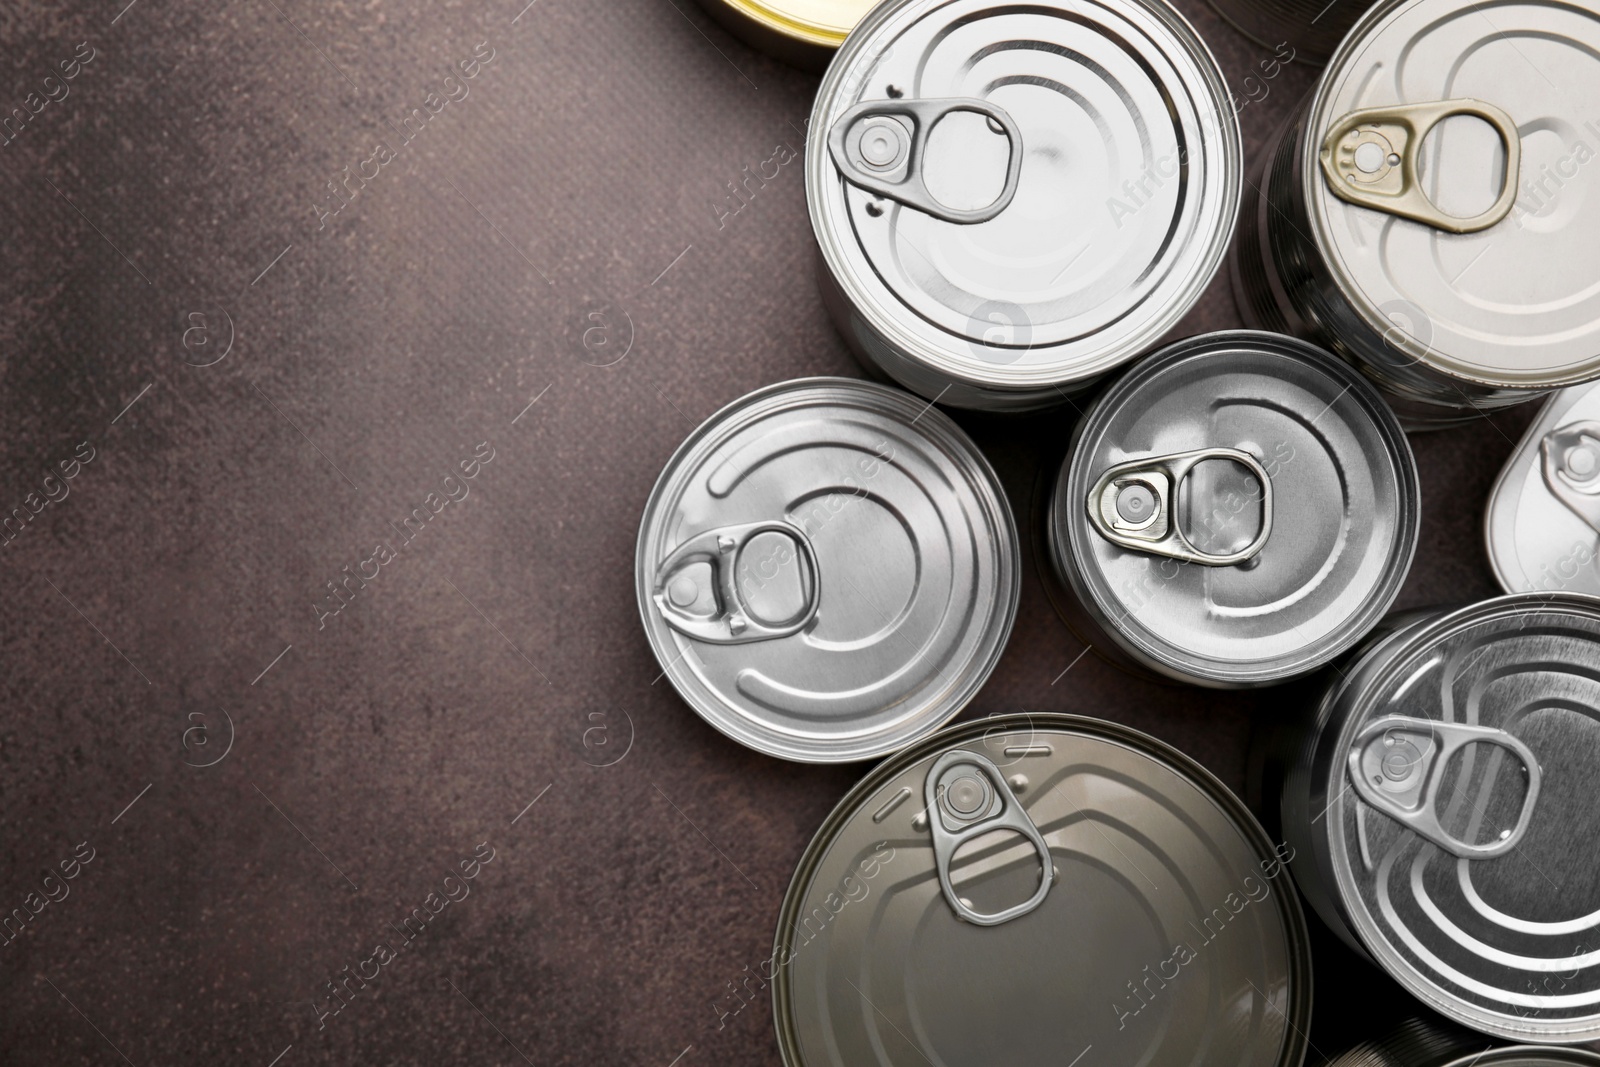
[{"x1": 701, "y1": 0, "x2": 879, "y2": 68}]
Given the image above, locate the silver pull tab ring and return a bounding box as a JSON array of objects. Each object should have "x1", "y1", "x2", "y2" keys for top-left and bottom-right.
[
  {"x1": 1086, "y1": 447, "x2": 1273, "y2": 566},
  {"x1": 1348, "y1": 715, "x2": 1542, "y2": 860},
  {"x1": 923, "y1": 750, "x2": 1053, "y2": 926},
  {"x1": 1541, "y1": 419, "x2": 1600, "y2": 535},
  {"x1": 828, "y1": 97, "x2": 1023, "y2": 225},
  {"x1": 652, "y1": 520, "x2": 820, "y2": 644}
]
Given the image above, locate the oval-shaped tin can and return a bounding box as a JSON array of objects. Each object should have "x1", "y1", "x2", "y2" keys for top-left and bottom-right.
[
  {"x1": 1232, "y1": 0, "x2": 1600, "y2": 427},
  {"x1": 1486, "y1": 382, "x2": 1600, "y2": 596},
  {"x1": 1205, "y1": 0, "x2": 1360, "y2": 63},
  {"x1": 1046, "y1": 330, "x2": 1419, "y2": 687},
  {"x1": 1323, "y1": 1017, "x2": 1600, "y2": 1067},
  {"x1": 1280, "y1": 594, "x2": 1600, "y2": 1043},
  {"x1": 772, "y1": 713, "x2": 1312, "y2": 1067},
  {"x1": 637, "y1": 378, "x2": 1018, "y2": 763},
  {"x1": 698, "y1": 0, "x2": 875, "y2": 70},
  {"x1": 808, "y1": 0, "x2": 1242, "y2": 411}
]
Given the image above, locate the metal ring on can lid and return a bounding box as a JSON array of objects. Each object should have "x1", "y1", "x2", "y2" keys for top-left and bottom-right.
[
  {"x1": 807, "y1": 0, "x2": 1242, "y2": 411},
  {"x1": 1283, "y1": 594, "x2": 1600, "y2": 1043},
  {"x1": 1486, "y1": 382, "x2": 1600, "y2": 596},
  {"x1": 771, "y1": 714, "x2": 1311, "y2": 1067},
  {"x1": 636, "y1": 378, "x2": 1018, "y2": 763},
  {"x1": 1050, "y1": 330, "x2": 1419, "y2": 687},
  {"x1": 1304, "y1": 0, "x2": 1600, "y2": 392}
]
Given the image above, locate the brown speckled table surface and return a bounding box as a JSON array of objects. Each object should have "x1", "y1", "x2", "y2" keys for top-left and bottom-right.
[{"x1": 0, "y1": 1, "x2": 1533, "y2": 1064}]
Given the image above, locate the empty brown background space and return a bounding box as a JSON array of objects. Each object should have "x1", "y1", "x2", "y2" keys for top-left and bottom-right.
[{"x1": 0, "y1": 0, "x2": 1536, "y2": 1064}]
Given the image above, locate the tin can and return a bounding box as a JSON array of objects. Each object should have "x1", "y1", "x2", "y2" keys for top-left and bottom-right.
[
  {"x1": 1486, "y1": 383, "x2": 1600, "y2": 596},
  {"x1": 1206, "y1": 0, "x2": 1364, "y2": 64},
  {"x1": 1279, "y1": 594, "x2": 1600, "y2": 1043},
  {"x1": 1045, "y1": 330, "x2": 1419, "y2": 688},
  {"x1": 1320, "y1": 1017, "x2": 1600, "y2": 1067},
  {"x1": 807, "y1": 0, "x2": 1242, "y2": 411},
  {"x1": 1231, "y1": 0, "x2": 1600, "y2": 427},
  {"x1": 772, "y1": 713, "x2": 1312, "y2": 1067},
  {"x1": 636, "y1": 378, "x2": 1018, "y2": 763},
  {"x1": 698, "y1": 0, "x2": 876, "y2": 70}
]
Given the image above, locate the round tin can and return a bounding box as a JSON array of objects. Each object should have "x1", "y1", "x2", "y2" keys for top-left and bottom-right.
[
  {"x1": 772, "y1": 713, "x2": 1312, "y2": 1067},
  {"x1": 1231, "y1": 0, "x2": 1600, "y2": 427},
  {"x1": 807, "y1": 0, "x2": 1242, "y2": 412},
  {"x1": 636, "y1": 378, "x2": 1018, "y2": 763},
  {"x1": 1046, "y1": 330, "x2": 1419, "y2": 688},
  {"x1": 1206, "y1": 0, "x2": 1359, "y2": 64},
  {"x1": 1321, "y1": 1017, "x2": 1600, "y2": 1067},
  {"x1": 698, "y1": 0, "x2": 876, "y2": 69},
  {"x1": 1279, "y1": 594, "x2": 1600, "y2": 1043},
  {"x1": 1486, "y1": 383, "x2": 1600, "y2": 596}
]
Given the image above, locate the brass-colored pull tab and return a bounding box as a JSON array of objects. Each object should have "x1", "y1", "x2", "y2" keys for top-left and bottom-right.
[
  {"x1": 1541, "y1": 420, "x2": 1600, "y2": 535},
  {"x1": 923, "y1": 750, "x2": 1053, "y2": 926},
  {"x1": 828, "y1": 97, "x2": 1022, "y2": 225},
  {"x1": 1348, "y1": 716, "x2": 1541, "y2": 860},
  {"x1": 1320, "y1": 98, "x2": 1521, "y2": 234},
  {"x1": 1085, "y1": 447, "x2": 1272, "y2": 566},
  {"x1": 652, "y1": 520, "x2": 820, "y2": 644}
]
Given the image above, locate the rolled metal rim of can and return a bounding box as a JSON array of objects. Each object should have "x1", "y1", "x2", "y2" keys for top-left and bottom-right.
[
  {"x1": 771, "y1": 712, "x2": 1312, "y2": 1067},
  {"x1": 706, "y1": 0, "x2": 865, "y2": 49},
  {"x1": 1302, "y1": 0, "x2": 1600, "y2": 392},
  {"x1": 1314, "y1": 593, "x2": 1600, "y2": 1043},
  {"x1": 1443, "y1": 1051, "x2": 1600, "y2": 1067},
  {"x1": 1053, "y1": 329, "x2": 1420, "y2": 686},
  {"x1": 1485, "y1": 383, "x2": 1600, "y2": 595},
  {"x1": 635, "y1": 377, "x2": 1019, "y2": 763},
  {"x1": 806, "y1": 0, "x2": 1242, "y2": 396},
  {"x1": 1319, "y1": 1015, "x2": 1600, "y2": 1067}
]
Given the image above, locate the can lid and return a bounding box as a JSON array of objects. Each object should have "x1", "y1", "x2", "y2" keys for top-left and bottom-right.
[
  {"x1": 636, "y1": 378, "x2": 1017, "y2": 763},
  {"x1": 1486, "y1": 383, "x2": 1600, "y2": 595},
  {"x1": 1322, "y1": 594, "x2": 1600, "y2": 1042},
  {"x1": 710, "y1": 0, "x2": 876, "y2": 50},
  {"x1": 772, "y1": 714, "x2": 1310, "y2": 1067},
  {"x1": 1054, "y1": 331, "x2": 1419, "y2": 685},
  {"x1": 807, "y1": 0, "x2": 1240, "y2": 393},
  {"x1": 1308, "y1": 0, "x2": 1600, "y2": 390}
]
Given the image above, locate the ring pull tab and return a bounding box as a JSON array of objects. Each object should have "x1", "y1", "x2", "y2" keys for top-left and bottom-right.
[
  {"x1": 1348, "y1": 716, "x2": 1542, "y2": 860},
  {"x1": 1541, "y1": 420, "x2": 1600, "y2": 535},
  {"x1": 1319, "y1": 98, "x2": 1521, "y2": 234},
  {"x1": 1085, "y1": 447, "x2": 1273, "y2": 566},
  {"x1": 827, "y1": 97, "x2": 1023, "y2": 225},
  {"x1": 652, "y1": 520, "x2": 820, "y2": 644},
  {"x1": 923, "y1": 750, "x2": 1053, "y2": 926}
]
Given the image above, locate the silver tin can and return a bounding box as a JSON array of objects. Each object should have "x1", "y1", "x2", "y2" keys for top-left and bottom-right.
[
  {"x1": 1231, "y1": 0, "x2": 1600, "y2": 427},
  {"x1": 1046, "y1": 330, "x2": 1419, "y2": 687},
  {"x1": 1207, "y1": 0, "x2": 1363, "y2": 63},
  {"x1": 807, "y1": 0, "x2": 1242, "y2": 412},
  {"x1": 1321, "y1": 1017, "x2": 1600, "y2": 1067},
  {"x1": 1280, "y1": 594, "x2": 1600, "y2": 1043},
  {"x1": 772, "y1": 713, "x2": 1312, "y2": 1067},
  {"x1": 1486, "y1": 383, "x2": 1600, "y2": 596},
  {"x1": 636, "y1": 378, "x2": 1018, "y2": 763}
]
